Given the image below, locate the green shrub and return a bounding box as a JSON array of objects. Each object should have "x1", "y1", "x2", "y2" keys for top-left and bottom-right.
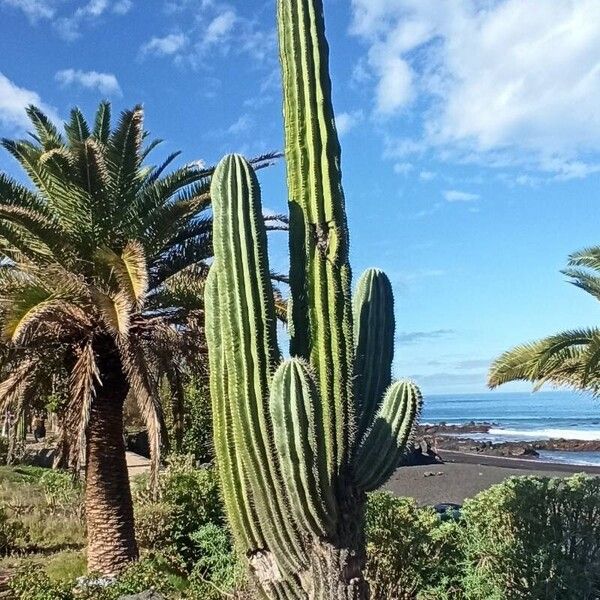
[
  {"x1": 364, "y1": 475, "x2": 600, "y2": 600},
  {"x1": 365, "y1": 493, "x2": 462, "y2": 599},
  {"x1": 96, "y1": 559, "x2": 177, "y2": 598},
  {"x1": 0, "y1": 505, "x2": 26, "y2": 555},
  {"x1": 460, "y1": 474, "x2": 600, "y2": 600},
  {"x1": 9, "y1": 567, "x2": 72, "y2": 600},
  {"x1": 38, "y1": 469, "x2": 83, "y2": 518},
  {"x1": 186, "y1": 523, "x2": 245, "y2": 599},
  {"x1": 11, "y1": 559, "x2": 179, "y2": 600},
  {"x1": 180, "y1": 378, "x2": 213, "y2": 465},
  {"x1": 162, "y1": 376, "x2": 213, "y2": 464},
  {"x1": 135, "y1": 501, "x2": 176, "y2": 551},
  {"x1": 134, "y1": 456, "x2": 225, "y2": 568}
]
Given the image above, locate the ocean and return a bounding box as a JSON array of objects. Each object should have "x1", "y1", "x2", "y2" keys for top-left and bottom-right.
[{"x1": 422, "y1": 391, "x2": 600, "y2": 466}]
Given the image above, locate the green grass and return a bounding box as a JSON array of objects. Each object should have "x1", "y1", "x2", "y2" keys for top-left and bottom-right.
[{"x1": 0, "y1": 465, "x2": 85, "y2": 570}]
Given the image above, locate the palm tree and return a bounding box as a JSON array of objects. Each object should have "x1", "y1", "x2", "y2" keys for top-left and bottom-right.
[
  {"x1": 489, "y1": 246, "x2": 600, "y2": 395},
  {"x1": 0, "y1": 102, "x2": 278, "y2": 575}
]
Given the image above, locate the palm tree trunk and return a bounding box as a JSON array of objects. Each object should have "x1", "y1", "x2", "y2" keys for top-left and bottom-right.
[
  {"x1": 85, "y1": 337, "x2": 138, "y2": 575},
  {"x1": 171, "y1": 371, "x2": 185, "y2": 453}
]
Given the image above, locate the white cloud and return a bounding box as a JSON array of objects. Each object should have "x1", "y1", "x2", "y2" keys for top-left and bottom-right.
[
  {"x1": 55, "y1": 69, "x2": 121, "y2": 95},
  {"x1": 0, "y1": 72, "x2": 58, "y2": 132},
  {"x1": 112, "y1": 0, "x2": 132, "y2": 14},
  {"x1": 3, "y1": 0, "x2": 131, "y2": 35},
  {"x1": 351, "y1": 0, "x2": 600, "y2": 177},
  {"x1": 374, "y1": 55, "x2": 413, "y2": 115},
  {"x1": 55, "y1": 0, "x2": 130, "y2": 39},
  {"x1": 394, "y1": 161, "x2": 413, "y2": 175},
  {"x1": 141, "y1": 33, "x2": 187, "y2": 57},
  {"x1": 147, "y1": 3, "x2": 275, "y2": 67},
  {"x1": 1, "y1": 0, "x2": 55, "y2": 21},
  {"x1": 227, "y1": 114, "x2": 252, "y2": 135},
  {"x1": 203, "y1": 9, "x2": 236, "y2": 46},
  {"x1": 443, "y1": 190, "x2": 480, "y2": 203},
  {"x1": 336, "y1": 110, "x2": 363, "y2": 136},
  {"x1": 75, "y1": 0, "x2": 108, "y2": 18}
]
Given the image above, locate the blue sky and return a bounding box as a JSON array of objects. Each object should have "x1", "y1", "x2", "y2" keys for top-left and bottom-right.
[{"x1": 1, "y1": 0, "x2": 600, "y2": 395}]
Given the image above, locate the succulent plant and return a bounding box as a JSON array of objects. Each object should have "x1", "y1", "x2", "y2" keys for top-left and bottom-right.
[{"x1": 205, "y1": 0, "x2": 423, "y2": 597}]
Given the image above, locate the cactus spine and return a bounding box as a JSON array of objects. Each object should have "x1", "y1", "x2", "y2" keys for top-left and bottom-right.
[{"x1": 205, "y1": 0, "x2": 423, "y2": 597}]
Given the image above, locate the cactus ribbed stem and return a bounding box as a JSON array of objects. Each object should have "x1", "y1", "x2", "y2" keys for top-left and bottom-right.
[
  {"x1": 205, "y1": 269, "x2": 263, "y2": 551},
  {"x1": 353, "y1": 269, "x2": 395, "y2": 438},
  {"x1": 208, "y1": 155, "x2": 306, "y2": 573},
  {"x1": 278, "y1": 0, "x2": 355, "y2": 478},
  {"x1": 354, "y1": 381, "x2": 423, "y2": 492},
  {"x1": 270, "y1": 359, "x2": 337, "y2": 537}
]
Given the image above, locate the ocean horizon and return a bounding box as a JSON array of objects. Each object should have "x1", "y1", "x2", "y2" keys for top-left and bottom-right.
[{"x1": 421, "y1": 391, "x2": 600, "y2": 466}]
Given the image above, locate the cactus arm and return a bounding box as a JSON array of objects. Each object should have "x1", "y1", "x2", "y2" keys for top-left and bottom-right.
[
  {"x1": 205, "y1": 268, "x2": 263, "y2": 550},
  {"x1": 278, "y1": 0, "x2": 355, "y2": 478},
  {"x1": 353, "y1": 269, "x2": 395, "y2": 438},
  {"x1": 354, "y1": 380, "x2": 422, "y2": 492},
  {"x1": 269, "y1": 358, "x2": 338, "y2": 537},
  {"x1": 209, "y1": 154, "x2": 306, "y2": 573}
]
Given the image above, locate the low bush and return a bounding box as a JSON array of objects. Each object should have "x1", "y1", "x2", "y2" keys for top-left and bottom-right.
[
  {"x1": 365, "y1": 493, "x2": 463, "y2": 599},
  {"x1": 0, "y1": 505, "x2": 26, "y2": 555},
  {"x1": 460, "y1": 474, "x2": 600, "y2": 600},
  {"x1": 9, "y1": 567, "x2": 73, "y2": 600},
  {"x1": 134, "y1": 501, "x2": 176, "y2": 551},
  {"x1": 186, "y1": 523, "x2": 245, "y2": 599},
  {"x1": 161, "y1": 376, "x2": 214, "y2": 464},
  {"x1": 10, "y1": 558, "x2": 179, "y2": 600},
  {"x1": 133, "y1": 456, "x2": 227, "y2": 569},
  {"x1": 365, "y1": 474, "x2": 600, "y2": 600},
  {"x1": 180, "y1": 379, "x2": 214, "y2": 465},
  {"x1": 38, "y1": 469, "x2": 83, "y2": 518}
]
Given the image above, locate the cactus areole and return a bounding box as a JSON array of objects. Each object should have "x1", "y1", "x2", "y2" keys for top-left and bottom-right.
[{"x1": 205, "y1": 0, "x2": 423, "y2": 597}]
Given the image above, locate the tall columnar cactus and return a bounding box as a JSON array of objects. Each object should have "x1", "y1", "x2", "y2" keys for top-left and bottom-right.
[{"x1": 205, "y1": 0, "x2": 423, "y2": 597}]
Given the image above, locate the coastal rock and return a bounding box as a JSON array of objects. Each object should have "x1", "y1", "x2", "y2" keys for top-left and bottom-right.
[
  {"x1": 532, "y1": 439, "x2": 600, "y2": 452},
  {"x1": 416, "y1": 422, "x2": 600, "y2": 459},
  {"x1": 418, "y1": 422, "x2": 493, "y2": 435}
]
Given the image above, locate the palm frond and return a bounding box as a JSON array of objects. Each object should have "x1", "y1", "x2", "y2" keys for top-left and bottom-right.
[
  {"x1": 107, "y1": 106, "x2": 144, "y2": 208},
  {"x1": 567, "y1": 246, "x2": 600, "y2": 272},
  {"x1": 146, "y1": 151, "x2": 182, "y2": 186},
  {"x1": 562, "y1": 267, "x2": 600, "y2": 303},
  {"x1": 65, "y1": 107, "x2": 91, "y2": 146},
  {"x1": 2, "y1": 140, "x2": 92, "y2": 238},
  {"x1": 0, "y1": 358, "x2": 36, "y2": 411},
  {"x1": 91, "y1": 290, "x2": 131, "y2": 336},
  {"x1": 118, "y1": 338, "x2": 164, "y2": 489},
  {"x1": 2, "y1": 284, "x2": 52, "y2": 341},
  {"x1": 93, "y1": 101, "x2": 111, "y2": 144},
  {"x1": 69, "y1": 339, "x2": 100, "y2": 471},
  {"x1": 489, "y1": 328, "x2": 600, "y2": 390},
  {"x1": 25, "y1": 105, "x2": 63, "y2": 150},
  {"x1": 95, "y1": 241, "x2": 148, "y2": 308}
]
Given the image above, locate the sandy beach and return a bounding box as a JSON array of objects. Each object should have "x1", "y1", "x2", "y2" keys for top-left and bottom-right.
[{"x1": 386, "y1": 449, "x2": 600, "y2": 505}]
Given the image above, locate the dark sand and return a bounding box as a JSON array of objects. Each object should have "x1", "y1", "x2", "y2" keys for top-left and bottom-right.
[{"x1": 385, "y1": 450, "x2": 600, "y2": 505}]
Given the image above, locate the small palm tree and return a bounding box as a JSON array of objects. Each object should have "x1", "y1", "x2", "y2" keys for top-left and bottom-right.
[
  {"x1": 0, "y1": 103, "x2": 277, "y2": 575},
  {"x1": 489, "y1": 246, "x2": 600, "y2": 395}
]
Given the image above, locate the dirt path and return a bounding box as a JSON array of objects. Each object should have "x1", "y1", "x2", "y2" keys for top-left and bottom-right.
[{"x1": 126, "y1": 451, "x2": 151, "y2": 477}]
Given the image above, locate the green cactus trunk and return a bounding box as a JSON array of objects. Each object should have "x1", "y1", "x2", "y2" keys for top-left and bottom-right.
[{"x1": 204, "y1": 0, "x2": 423, "y2": 597}]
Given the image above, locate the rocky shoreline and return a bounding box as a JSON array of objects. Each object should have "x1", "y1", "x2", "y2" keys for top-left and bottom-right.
[{"x1": 415, "y1": 423, "x2": 600, "y2": 460}]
